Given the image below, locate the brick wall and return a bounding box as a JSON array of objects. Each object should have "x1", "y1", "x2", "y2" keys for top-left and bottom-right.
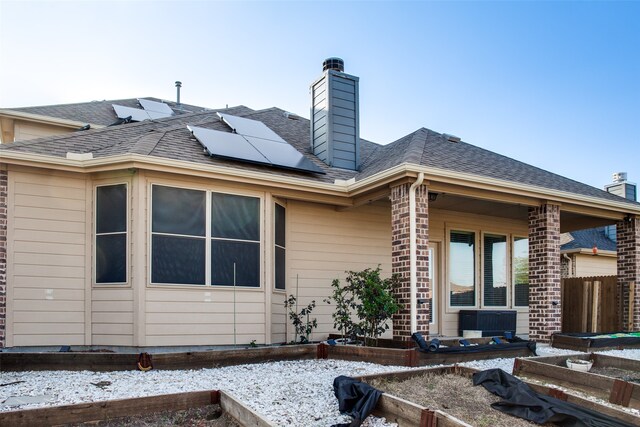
[
  {"x1": 528, "y1": 204, "x2": 561, "y2": 342},
  {"x1": 390, "y1": 183, "x2": 430, "y2": 340},
  {"x1": 0, "y1": 169, "x2": 6, "y2": 348},
  {"x1": 617, "y1": 216, "x2": 640, "y2": 331}
]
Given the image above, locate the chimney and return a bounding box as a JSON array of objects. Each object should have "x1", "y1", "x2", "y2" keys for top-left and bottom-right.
[
  {"x1": 310, "y1": 58, "x2": 360, "y2": 170},
  {"x1": 604, "y1": 172, "x2": 637, "y2": 202},
  {"x1": 175, "y1": 81, "x2": 182, "y2": 107},
  {"x1": 604, "y1": 172, "x2": 637, "y2": 241}
]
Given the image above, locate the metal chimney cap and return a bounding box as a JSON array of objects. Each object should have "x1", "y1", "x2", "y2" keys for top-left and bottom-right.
[
  {"x1": 323, "y1": 57, "x2": 344, "y2": 72},
  {"x1": 612, "y1": 172, "x2": 627, "y2": 183}
]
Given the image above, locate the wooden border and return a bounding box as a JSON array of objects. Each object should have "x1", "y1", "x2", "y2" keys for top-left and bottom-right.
[
  {"x1": 512, "y1": 353, "x2": 640, "y2": 409},
  {"x1": 357, "y1": 365, "x2": 640, "y2": 426},
  {"x1": 551, "y1": 333, "x2": 640, "y2": 352},
  {"x1": 0, "y1": 389, "x2": 274, "y2": 427},
  {"x1": 0, "y1": 345, "x2": 317, "y2": 372}
]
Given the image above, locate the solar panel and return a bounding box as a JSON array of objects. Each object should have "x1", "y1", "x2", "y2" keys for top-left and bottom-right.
[
  {"x1": 113, "y1": 104, "x2": 153, "y2": 122},
  {"x1": 138, "y1": 99, "x2": 174, "y2": 116},
  {"x1": 243, "y1": 136, "x2": 325, "y2": 174},
  {"x1": 217, "y1": 113, "x2": 286, "y2": 143},
  {"x1": 188, "y1": 126, "x2": 269, "y2": 164},
  {"x1": 188, "y1": 125, "x2": 325, "y2": 174}
]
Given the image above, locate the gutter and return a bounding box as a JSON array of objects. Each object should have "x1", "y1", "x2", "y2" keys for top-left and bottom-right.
[
  {"x1": 1, "y1": 151, "x2": 639, "y2": 216},
  {"x1": 409, "y1": 172, "x2": 425, "y2": 334}
]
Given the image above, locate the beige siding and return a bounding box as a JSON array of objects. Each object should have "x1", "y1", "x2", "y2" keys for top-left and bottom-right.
[
  {"x1": 14, "y1": 121, "x2": 72, "y2": 141},
  {"x1": 9, "y1": 170, "x2": 87, "y2": 346},
  {"x1": 92, "y1": 288, "x2": 134, "y2": 346},
  {"x1": 574, "y1": 254, "x2": 617, "y2": 277},
  {"x1": 287, "y1": 200, "x2": 392, "y2": 342}
]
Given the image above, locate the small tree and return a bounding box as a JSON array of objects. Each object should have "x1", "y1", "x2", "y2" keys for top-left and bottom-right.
[
  {"x1": 284, "y1": 295, "x2": 318, "y2": 344},
  {"x1": 328, "y1": 267, "x2": 402, "y2": 347},
  {"x1": 324, "y1": 278, "x2": 357, "y2": 342}
]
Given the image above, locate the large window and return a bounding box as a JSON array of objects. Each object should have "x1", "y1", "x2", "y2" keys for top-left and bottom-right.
[
  {"x1": 211, "y1": 193, "x2": 260, "y2": 287},
  {"x1": 151, "y1": 185, "x2": 261, "y2": 287},
  {"x1": 449, "y1": 231, "x2": 476, "y2": 306},
  {"x1": 274, "y1": 203, "x2": 286, "y2": 290},
  {"x1": 448, "y1": 231, "x2": 529, "y2": 309},
  {"x1": 483, "y1": 234, "x2": 507, "y2": 306},
  {"x1": 95, "y1": 184, "x2": 127, "y2": 284},
  {"x1": 513, "y1": 237, "x2": 529, "y2": 307}
]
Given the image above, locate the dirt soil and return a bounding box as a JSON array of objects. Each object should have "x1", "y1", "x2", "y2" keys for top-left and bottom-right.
[
  {"x1": 590, "y1": 366, "x2": 640, "y2": 384},
  {"x1": 368, "y1": 373, "x2": 550, "y2": 427},
  {"x1": 63, "y1": 404, "x2": 240, "y2": 427}
]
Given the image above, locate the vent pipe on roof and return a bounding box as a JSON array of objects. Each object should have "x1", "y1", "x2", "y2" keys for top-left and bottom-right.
[
  {"x1": 310, "y1": 58, "x2": 360, "y2": 170},
  {"x1": 175, "y1": 81, "x2": 182, "y2": 106}
]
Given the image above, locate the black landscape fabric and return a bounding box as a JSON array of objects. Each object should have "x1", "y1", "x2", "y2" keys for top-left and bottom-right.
[
  {"x1": 473, "y1": 368, "x2": 636, "y2": 427},
  {"x1": 331, "y1": 375, "x2": 382, "y2": 427}
]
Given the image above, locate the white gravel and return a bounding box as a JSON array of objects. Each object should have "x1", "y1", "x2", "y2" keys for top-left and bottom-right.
[
  {"x1": 0, "y1": 358, "x2": 408, "y2": 426},
  {"x1": 2, "y1": 345, "x2": 639, "y2": 426}
]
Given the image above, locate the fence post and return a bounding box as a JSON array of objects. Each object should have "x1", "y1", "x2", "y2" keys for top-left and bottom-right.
[
  {"x1": 583, "y1": 281, "x2": 591, "y2": 332},
  {"x1": 592, "y1": 281, "x2": 601, "y2": 333}
]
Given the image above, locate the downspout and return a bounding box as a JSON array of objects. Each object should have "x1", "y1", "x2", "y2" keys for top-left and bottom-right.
[
  {"x1": 563, "y1": 253, "x2": 573, "y2": 277},
  {"x1": 409, "y1": 172, "x2": 425, "y2": 334}
]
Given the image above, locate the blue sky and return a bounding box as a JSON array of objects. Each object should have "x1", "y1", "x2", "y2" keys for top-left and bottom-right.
[{"x1": 0, "y1": 0, "x2": 638, "y2": 193}]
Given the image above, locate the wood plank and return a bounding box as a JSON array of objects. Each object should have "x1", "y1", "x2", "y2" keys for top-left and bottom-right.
[
  {"x1": 592, "y1": 281, "x2": 601, "y2": 333},
  {"x1": 219, "y1": 390, "x2": 275, "y2": 427},
  {"x1": 0, "y1": 389, "x2": 274, "y2": 427}
]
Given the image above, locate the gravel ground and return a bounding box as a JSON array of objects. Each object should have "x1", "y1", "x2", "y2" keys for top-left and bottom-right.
[
  {"x1": 1, "y1": 345, "x2": 639, "y2": 426},
  {"x1": 0, "y1": 359, "x2": 409, "y2": 426}
]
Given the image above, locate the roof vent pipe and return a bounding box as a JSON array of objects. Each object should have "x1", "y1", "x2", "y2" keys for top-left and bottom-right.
[{"x1": 175, "y1": 81, "x2": 182, "y2": 106}]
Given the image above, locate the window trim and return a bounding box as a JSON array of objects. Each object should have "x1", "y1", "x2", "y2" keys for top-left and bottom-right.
[
  {"x1": 148, "y1": 182, "x2": 264, "y2": 289},
  {"x1": 480, "y1": 231, "x2": 509, "y2": 309},
  {"x1": 93, "y1": 182, "x2": 129, "y2": 286}
]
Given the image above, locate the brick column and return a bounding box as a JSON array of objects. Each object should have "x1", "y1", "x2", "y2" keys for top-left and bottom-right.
[
  {"x1": 528, "y1": 204, "x2": 561, "y2": 342},
  {"x1": 390, "y1": 183, "x2": 430, "y2": 341},
  {"x1": 0, "y1": 169, "x2": 7, "y2": 348},
  {"x1": 617, "y1": 216, "x2": 640, "y2": 331}
]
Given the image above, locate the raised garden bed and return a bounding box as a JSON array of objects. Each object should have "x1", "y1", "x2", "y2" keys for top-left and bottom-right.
[
  {"x1": 513, "y1": 353, "x2": 640, "y2": 409},
  {"x1": 357, "y1": 366, "x2": 640, "y2": 427},
  {"x1": 0, "y1": 389, "x2": 271, "y2": 427},
  {"x1": 551, "y1": 332, "x2": 640, "y2": 352},
  {"x1": 318, "y1": 340, "x2": 535, "y2": 367},
  {"x1": 1, "y1": 341, "x2": 535, "y2": 372}
]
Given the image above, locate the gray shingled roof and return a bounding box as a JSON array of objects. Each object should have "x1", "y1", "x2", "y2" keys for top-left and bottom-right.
[
  {"x1": 561, "y1": 227, "x2": 617, "y2": 252},
  {"x1": 1, "y1": 105, "x2": 639, "y2": 208},
  {"x1": 6, "y1": 97, "x2": 212, "y2": 126}
]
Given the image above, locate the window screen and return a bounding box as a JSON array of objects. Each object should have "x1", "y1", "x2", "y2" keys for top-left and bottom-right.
[
  {"x1": 151, "y1": 185, "x2": 206, "y2": 284},
  {"x1": 211, "y1": 192, "x2": 260, "y2": 287},
  {"x1": 275, "y1": 204, "x2": 286, "y2": 290},
  {"x1": 95, "y1": 184, "x2": 127, "y2": 284},
  {"x1": 449, "y1": 231, "x2": 475, "y2": 306},
  {"x1": 483, "y1": 234, "x2": 507, "y2": 306}
]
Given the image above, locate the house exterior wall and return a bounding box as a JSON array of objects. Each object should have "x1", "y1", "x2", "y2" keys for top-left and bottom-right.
[
  {"x1": 7, "y1": 167, "x2": 88, "y2": 346},
  {"x1": 2, "y1": 165, "x2": 540, "y2": 347},
  {"x1": 574, "y1": 254, "x2": 617, "y2": 277}
]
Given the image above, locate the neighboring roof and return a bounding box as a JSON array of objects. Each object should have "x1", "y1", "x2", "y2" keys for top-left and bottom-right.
[
  {"x1": 3, "y1": 97, "x2": 212, "y2": 127},
  {"x1": 2, "y1": 105, "x2": 640, "y2": 209},
  {"x1": 561, "y1": 227, "x2": 617, "y2": 252}
]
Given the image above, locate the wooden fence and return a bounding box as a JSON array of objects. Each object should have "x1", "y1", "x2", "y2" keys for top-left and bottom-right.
[{"x1": 561, "y1": 276, "x2": 619, "y2": 333}]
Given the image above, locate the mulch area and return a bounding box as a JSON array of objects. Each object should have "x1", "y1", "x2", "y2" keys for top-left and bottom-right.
[
  {"x1": 63, "y1": 404, "x2": 240, "y2": 427},
  {"x1": 368, "y1": 373, "x2": 549, "y2": 427}
]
